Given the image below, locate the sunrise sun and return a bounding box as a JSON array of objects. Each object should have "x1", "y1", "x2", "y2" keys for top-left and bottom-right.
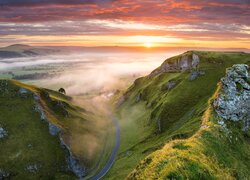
[{"x1": 144, "y1": 42, "x2": 153, "y2": 48}]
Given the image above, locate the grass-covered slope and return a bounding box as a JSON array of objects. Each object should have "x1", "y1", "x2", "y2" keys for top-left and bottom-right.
[
  {"x1": 128, "y1": 84, "x2": 250, "y2": 179},
  {"x1": 0, "y1": 80, "x2": 74, "y2": 179},
  {"x1": 0, "y1": 79, "x2": 107, "y2": 179},
  {"x1": 106, "y1": 51, "x2": 250, "y2": 179}
]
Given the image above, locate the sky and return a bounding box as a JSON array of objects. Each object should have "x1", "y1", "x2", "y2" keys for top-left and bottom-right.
[{"x1": 0, "y1": 0, "x2": 249, "y2": 48}]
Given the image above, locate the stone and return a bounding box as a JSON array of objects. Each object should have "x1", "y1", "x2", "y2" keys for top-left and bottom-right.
[
  {"x1": 0, "y1": 169, "x2": 10, "y2": 179},
  {"x1": 0, "y1": 127, "x2": 7, "y2": 139},
  {"x1": 34, "y1": 104, "x2": 47, "y2": 121},
  {"x1": 189, "y1": 70, "x2": 205, "y2": 81},
  {"x1": 48, "y1": 123, "x2": 60, "y2": 136},
  {"x1": 135, "y1": 93, "x2": 142, "y2": 103},
  {"x1": 214, "y1": 64, "x2": 250, "y2": 131},
  {"x1": 28, "y1": 144, "x2": 33, "y2": 148},
  {"x1": 189, "y1": 70, "x2": 199, "y2": 81},
  {"x1": 26, "y1": 164, "x2": 41, "y2": 173},
  {"x1": 166, "y1": 80, "x2": 177, "y2": 90},
  {"x1": 19, "y1": 88, "x2": 28, "y2": 94}
]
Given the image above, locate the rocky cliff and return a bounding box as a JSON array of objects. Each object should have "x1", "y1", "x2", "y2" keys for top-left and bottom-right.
[
  {"x1": 150, "y1": 52, "x2": 200, "y2": 75},
  {"x1": 214, "y1": 64, "x2": 250, "y2": 131}
]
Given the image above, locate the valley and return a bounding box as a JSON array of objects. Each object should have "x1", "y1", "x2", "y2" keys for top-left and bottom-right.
[{"x1": 1, "y1": 50, "x2": 250, "y2": 179}]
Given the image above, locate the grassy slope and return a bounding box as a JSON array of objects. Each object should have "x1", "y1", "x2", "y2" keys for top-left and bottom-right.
[
  {"x1": 0, "y1": 80, "x2": 75, "y2": 179},
  {"x1": 105, "y1": 51, "x2": 250, "y2": 179},
  {"x1": 128, "y1": 84, "x2": 250, "y2": 179},
  {"x1": 0, "y1": 80, "x2": 110, "y2": 179}
]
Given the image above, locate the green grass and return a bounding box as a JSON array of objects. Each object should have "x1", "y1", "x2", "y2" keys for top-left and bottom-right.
[
  {"x1": 106, "y1": 51, "x2": 250, "y2": 179},
  {"x1": 127, "y1": 93, "x2": 250, "y2": 179},
  {"x1": 0, "y1": 80, "x2": 75, "y2": 179},
  {"x1": 0, "y1": 79, "x2": 114, "y2": 179}
]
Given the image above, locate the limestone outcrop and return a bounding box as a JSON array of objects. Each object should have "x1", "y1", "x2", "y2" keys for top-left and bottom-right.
[
  {"x1": 214, "y1": 64, "x2": 250, "y2": 131},
  {"x1": 150, "y1": 52, "x2": 200, "y2": 76}
]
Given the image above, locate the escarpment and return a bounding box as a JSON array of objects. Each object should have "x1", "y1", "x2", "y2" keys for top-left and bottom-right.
[{"x1": 150, "y1": 52, "x2": 200, "y2": 76}]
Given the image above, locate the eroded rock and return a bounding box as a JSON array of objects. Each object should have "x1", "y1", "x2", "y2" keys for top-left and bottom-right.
[
  {"x1": 26, "y1": 164, "x2": 41, "y2": 173},
  {"x1": 48, "y1": 123, "x2": 60, "y2": 136},
  {"x1": 214, "y1": 64, "x2": 250, "y2": 131},
  {"x1": 60, "y1": 137, "x2": 86, "y2": 178},
  {"x1": 0, "y1": 127, "x2": 7, "y2": 139},
  {"x1": 0, "y1": 169, "x2": 10, "y2": 179},
  {"x1": 150, "y1": 52, "x2": 200, "y2": 76},
  {"x1": 18, "y1": 88, "x2": 28, "y2": 94},
  {"x1": 189, "y1": 70, "x2": 205, "y2": 81},
  {"x1": 135, "y1": 92, "x2": 142, "y2": 103}
]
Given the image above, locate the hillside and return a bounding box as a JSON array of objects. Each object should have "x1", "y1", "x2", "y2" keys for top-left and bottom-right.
[
  {"x1": 128, "y1": 64, "x2": 250, "y2": 179},
  {"x1": 0, "y1": 44, "x2": 60, "y2": 59},
  {"x1": 105, "y1": 51, "x2": 250, "y2": 179},
  {"x1": 0, "y1": 79, "x2": 111, "y2": 179}
]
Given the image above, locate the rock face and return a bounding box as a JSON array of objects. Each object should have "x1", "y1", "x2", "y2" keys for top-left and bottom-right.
[
  {"x1": 214, "y1": 64, "x2": 250, "y2": 131},
  {"x1": 150, "y1": 52, "x2": 200, "y2": 76},
  {"x1": 33, "y1": 94, "x2": 85, "y2": 177},
  {"x1": 189, "y1": 70, "x2": 205, "y2": 81},
  {"x1": 162, "y1": 80, "x2": 180, "y2": 91},
  {"x1": 60, "y1": 137, "x2": 86, "y2": 178}
]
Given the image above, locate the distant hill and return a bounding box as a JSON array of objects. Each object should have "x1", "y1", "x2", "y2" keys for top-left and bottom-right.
[{"x1": 0, "y1": 44, "x2": 60, "y2": 59}]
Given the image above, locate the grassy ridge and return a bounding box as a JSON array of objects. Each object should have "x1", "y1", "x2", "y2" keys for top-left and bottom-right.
[
  {"x1": 105, "y1": 51, "x2": 250, "y2": 179},
  {"x1": 0, "y1": 80, "x2": 75, "y2": 179},
  {"x1": 128, "y1": 84, "x2": 250, "y2": 179},
  {"x1": 0, "y1": 80, "x2": 112, "y2": 179}
]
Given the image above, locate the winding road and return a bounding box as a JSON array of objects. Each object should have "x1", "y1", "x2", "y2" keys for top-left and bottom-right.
[{"x1": 89, "y1": 117, "x2": 120, "y2": 180}]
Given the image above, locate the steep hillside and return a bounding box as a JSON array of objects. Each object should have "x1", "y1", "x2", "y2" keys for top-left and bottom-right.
[
  {"x1": 105, "y1": 51, "x2": 250, "y2": 179},
  {"x1": 0, "y1": 80, "x2": 109, "y2": 179},
  {"x1": 128, "y1": 64, "x2": 250, "y2": 179}
]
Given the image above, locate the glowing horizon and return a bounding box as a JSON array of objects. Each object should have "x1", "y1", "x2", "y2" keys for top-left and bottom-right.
[{"x1": 0, "y1": 0, "x2": 249, "y2": 49}]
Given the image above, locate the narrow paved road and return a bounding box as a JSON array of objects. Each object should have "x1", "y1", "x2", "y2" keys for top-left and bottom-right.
[{"x1": 89, "y1": 117, "x2": 120, "y2": 180}]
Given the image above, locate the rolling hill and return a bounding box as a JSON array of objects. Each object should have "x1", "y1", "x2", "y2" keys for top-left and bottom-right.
[
  {"x1": 105, "y1": 51, "x2": 250, "y2": 179},
  {"x1": 0, "y1": 44, "x2": 60, "y2": 59}
]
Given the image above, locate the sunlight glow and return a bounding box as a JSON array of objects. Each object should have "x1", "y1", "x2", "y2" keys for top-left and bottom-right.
[{"x1": 144, "y1": 42, "x2": 152, "y2": 48}]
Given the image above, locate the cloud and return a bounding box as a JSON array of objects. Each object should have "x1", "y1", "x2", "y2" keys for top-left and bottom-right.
[
  {"x1": 0, "y1": 0, "x2": 249, "y2": 24},
  {"x1": 0, "y1": 52, "x2": 176, "y2": 94},
  {"x1": 0, "y1": 0, "x2": 249, "y2": 47},
  {"x1": 0, "y1": 0, "x2": 116, "y2": 7}
]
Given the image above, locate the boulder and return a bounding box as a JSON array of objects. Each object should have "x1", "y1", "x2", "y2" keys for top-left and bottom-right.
[
  {"x1": 0, "y1": 127, "x2": 7, "y2": 139},
  {"x1": 214, "y1": 64, "x2": 250, "y2": 131},
  {"x1": 189, "y1": 70, "x2": 205, "y2": 81},
  {"x1": 18, "y1": 88, "x2": 28, "y2": 94},
  {"x1": 189, "y1": 71, "x2": 199, "y2": 81},
  {"x1": 0, "y1": 169, "x2": 10, "y2": 179},
  {"x1": 48, "y1": 123, "x2": 60, "y2": 136},
  {"x1": 162, "y1": 80, "x2": 178, "y2": 91}
]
